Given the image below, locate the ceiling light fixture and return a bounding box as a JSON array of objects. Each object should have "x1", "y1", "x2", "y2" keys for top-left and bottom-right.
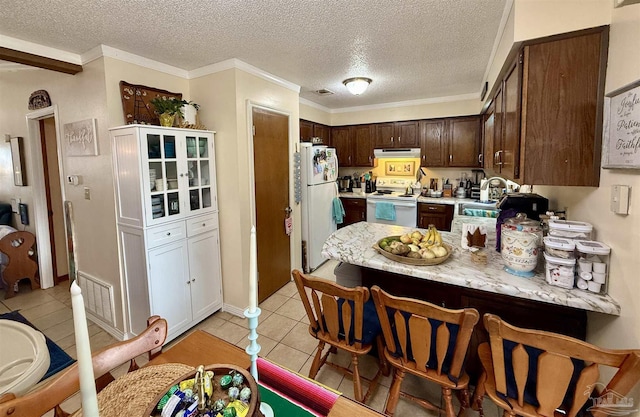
[{"x1": 343, "y1": 77, "x2": 372, "y2": 95}]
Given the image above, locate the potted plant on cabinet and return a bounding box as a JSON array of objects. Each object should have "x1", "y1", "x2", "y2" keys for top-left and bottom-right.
[{"x1": 150, "y1": 97, "x2": 188, "y2": 127}]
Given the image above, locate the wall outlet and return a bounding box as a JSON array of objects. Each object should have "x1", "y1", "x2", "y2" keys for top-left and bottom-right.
[{"x1": 84, "y1": 187, "x2": 91, "y2": 200}]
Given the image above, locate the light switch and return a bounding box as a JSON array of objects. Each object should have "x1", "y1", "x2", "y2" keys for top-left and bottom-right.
[
  {"x1": 84, "y1": 187, "x2": 91, "y2": 200},
  {"x1": 10, "y1": 198, "x2": 20, "y2": 213},
  {"x1": 611, "y1": 185, "x2": 630, "y2": 214}
]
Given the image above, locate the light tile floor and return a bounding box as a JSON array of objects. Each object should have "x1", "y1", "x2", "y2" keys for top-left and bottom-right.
[{"x1": 1, "y1": 262, "x2": 499, "y2": 416}]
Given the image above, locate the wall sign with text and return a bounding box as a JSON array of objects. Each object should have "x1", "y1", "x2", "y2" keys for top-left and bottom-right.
[
  {"x1": 64, "y1": 118, "x2": 98, "y2": 156},
  {"x1": 603, "y1": 80, "x2": 640, "y2": 169}
]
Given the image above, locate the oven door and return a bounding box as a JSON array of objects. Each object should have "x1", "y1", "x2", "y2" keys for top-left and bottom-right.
[{"x1": 366, "y1": 199, "x2": 417, "y2": 228}]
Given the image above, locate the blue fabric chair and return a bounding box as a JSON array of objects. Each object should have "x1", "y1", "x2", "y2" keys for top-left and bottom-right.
[
  {"x1": 371, "y1": 286, "x2": 479, "y2": 417},
  {"x1": 292, "y1": 269, "x2": 389, "y2": 404},
  {"x1": 474, "y1": 314, "x2": 640, "y2": 417}
]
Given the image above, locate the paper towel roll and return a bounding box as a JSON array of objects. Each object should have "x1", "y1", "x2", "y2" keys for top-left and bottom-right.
[
  {"x1": 480, "y1": 179, "x2": 489, "y2": 202},
  {"x1": 577, "y1": 278, "x2": 589, "y2": 290}
]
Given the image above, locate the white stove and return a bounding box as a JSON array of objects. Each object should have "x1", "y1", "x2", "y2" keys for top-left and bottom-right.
[{"x1": 366, "y1": 177, "x2": 418, "y2": 227}]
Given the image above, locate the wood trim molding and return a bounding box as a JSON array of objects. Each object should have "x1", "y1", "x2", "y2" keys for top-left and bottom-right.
[{"x1": 0, "y1": 47, "x2": 82, "y2": 74}]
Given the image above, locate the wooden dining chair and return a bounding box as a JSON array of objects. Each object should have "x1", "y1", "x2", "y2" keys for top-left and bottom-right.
[
  {"x1": 0, "y1": 316, "x2": 168, "y2": 417},
  {"x1": 0, "y1": 231, "x2": 39, "y2": 299},
  {"x1": 292, "y1": 269, "x2": 388, "y2": 404},
  {"x1": 474, "y1": 313, "x2": 640, "y2": 417},
  {"x1": 370, "y1": 285, "x2": 479, "y2": 417}
]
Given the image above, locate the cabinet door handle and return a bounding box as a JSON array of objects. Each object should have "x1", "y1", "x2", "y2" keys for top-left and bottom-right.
[
  {"x1": 428, "y1": 206, "x2": 437, "y2": 210},
  {"x1": 478, "y1": 153, "x2": 483, "y2": 164},
  {"x1": 398, "y1": 136, "x2": 401, "y2": 143},
  {"x1": 390, "y1": 137, "x2": 394, "y2": 144},
  {"x1": 180, "y1": 173, "x2": 184, "y2": 177},
  {"x1": 348, "y1": 155, "x2": 351, "y2": 164},
  {"x1": 368, "y1": 156, "x2": 372, "y2": 163},
  {"x1": 202, "y1": 223, "x2": 206, "y2": 227},
  {"x1": 186, "y1": 280, "x2": 191, "y2": 285},
  {"x1": 441, "y1": 301, "x2": 446, "y2": 307},
  {"x1": 192, "y1": 278, "x2": 196, "y2": 282},
  {"x1": 449, "y1": 154, "x2": 453, "y2": 163},
  {"x1": 166, "y1": 232, "x2": 171, "y2": 236},
  {"x1": 422, "y1": 154, "x2": 425, "y2": 162}
]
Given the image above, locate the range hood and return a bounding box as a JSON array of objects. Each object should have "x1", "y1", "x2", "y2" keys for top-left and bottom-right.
[{"x1": 374, "y1": 148, "x2": 421, "y2": 158}]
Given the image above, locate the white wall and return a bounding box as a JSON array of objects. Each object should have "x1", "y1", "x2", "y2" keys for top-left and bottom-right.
[
  {"x1": 0, "y1": 59, "x2": 123, "y2": 328},
  {"x1": 190, "y1": 68, "x2": 300, "y2": 311}
]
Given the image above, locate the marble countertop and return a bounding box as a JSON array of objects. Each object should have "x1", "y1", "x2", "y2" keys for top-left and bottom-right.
[{"x1": 321, "y1": 222, "x2": 620, "y2": 315}]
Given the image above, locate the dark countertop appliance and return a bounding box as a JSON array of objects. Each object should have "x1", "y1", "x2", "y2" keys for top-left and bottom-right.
[
  {"x1": 497, "y1": 193, "x2": 549, "y2": 220},
  {"x1": 338, "y1": 177, "x2": 351, "y2": 192}
]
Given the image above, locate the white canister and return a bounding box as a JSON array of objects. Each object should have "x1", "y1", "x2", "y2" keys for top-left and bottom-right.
[{"x1": 501, "y1": 229, "x2": 540, "y2": 277}]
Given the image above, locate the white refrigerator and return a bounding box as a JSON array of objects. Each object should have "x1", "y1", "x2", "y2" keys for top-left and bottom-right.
[{"x1": 300, "y1": 143, "x2": 339, "y2": 272}]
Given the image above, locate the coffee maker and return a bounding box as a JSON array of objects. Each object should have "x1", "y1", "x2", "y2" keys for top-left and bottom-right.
[{"x1": 338, "y1": 176, "x2": 352, "y2": 192}]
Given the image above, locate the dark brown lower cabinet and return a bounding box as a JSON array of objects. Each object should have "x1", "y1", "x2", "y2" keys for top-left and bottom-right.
[
  {"x1": 417, "y1": 203, "x2": 454, "y2": 231},
  {"x1": 339, "y1": 198, "x2": 366, "y2": 228},
  {"x1": 360, "y1": 267, "x2": 587, "y2": 382}
]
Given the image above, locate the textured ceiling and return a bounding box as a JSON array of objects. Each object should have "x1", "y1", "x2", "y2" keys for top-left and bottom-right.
[{"x1": 0, "y1": 0, "x2": 507, "y2": 109}]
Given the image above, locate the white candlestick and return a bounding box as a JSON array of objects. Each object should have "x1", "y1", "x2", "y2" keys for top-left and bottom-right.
[
  {"x1": 70, "y1": 281, "x2": 99, "y2": 417},
  {"x1": 249, "y1": 226, "x2": 258, "y2": 313}
]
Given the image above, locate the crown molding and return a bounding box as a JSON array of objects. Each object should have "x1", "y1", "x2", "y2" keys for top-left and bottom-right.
[
  {"x1": 0, "y1": 34, "x2": 82, "y2": 65},
  {"x1": 481, "y1": 0, "x2": 515, "y2": 89},
  {"x1": 299, "y1": 97, "x2": 332, "y2": 113},
  {"x1": 328, "y1": 92, "x2": 480, "y2": 114},
  {"x1": 189, "y1": 58, "x2": 300, "y2": 93},
  {"x1": 84, "y1": 45, "x2": 189, "y2": 78}
]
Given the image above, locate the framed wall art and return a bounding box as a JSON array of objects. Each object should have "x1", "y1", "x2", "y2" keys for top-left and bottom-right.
[
  {"x1": 64, "y1": 118, "x2": 98, "y2": 156},
  {"x1": 119, "y1": 81, "x2": 182, "y2": 125},
  {"x1": 602, "y1": 79, "x2": 640, "y2": 169},
  {"x1": 384, "y1": 161, "x2": 415, "y2": 176}
]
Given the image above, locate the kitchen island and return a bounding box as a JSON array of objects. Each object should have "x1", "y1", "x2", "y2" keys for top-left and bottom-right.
[
  {"x1": 321, "y1": 221, "x2": 621, "y2": 380},
  {"x1": 322, "y1": 221, "x2": 619, "y2": 315}
]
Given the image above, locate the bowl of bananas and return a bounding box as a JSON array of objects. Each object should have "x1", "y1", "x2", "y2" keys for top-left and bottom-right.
[{"x1": 372, "y1": 225, "x2": 452, "y2": 266}]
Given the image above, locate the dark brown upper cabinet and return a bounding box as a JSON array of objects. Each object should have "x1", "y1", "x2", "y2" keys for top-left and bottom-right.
[
  {"x1": 331, "y1": 126, "x2": 352, "y2": 167},
  {"x1": 486, "y1": 26, "x2": 608, "y2": 186},
  {"x1": 374, "y1": 121, "x2": 419, "y2": 148},
  {"x1": 330, "y1": 124, "x2": 375, "y2": 168},
  {"x1": 300, "y1": 119, "x2": 331, "y2": 144},
  {"x1": 419, "y1": 116, "x2": 481, "y2": 168}
]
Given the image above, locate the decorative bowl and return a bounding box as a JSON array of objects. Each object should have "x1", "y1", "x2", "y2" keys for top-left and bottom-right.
[{"x1": 372, "y1": 236, "x2": 452, "y2": 266}]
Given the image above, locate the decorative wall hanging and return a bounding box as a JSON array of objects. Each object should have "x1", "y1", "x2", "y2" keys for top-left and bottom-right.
[
  {"x1": 28, "y1": 90, "x2": 51, "y2": 110},
  {"x1": 384, "y1": 161, "x2": 415, "y2": 176},
  {"x1": 602, "y1": 79, "x2": 640, "y2": 169},
  {"x1": 64, "y1": 118, "x2": 98, "y2": 156},
  {"x1": 119, "y1": 81, "x2": 182, "y2": 126}
]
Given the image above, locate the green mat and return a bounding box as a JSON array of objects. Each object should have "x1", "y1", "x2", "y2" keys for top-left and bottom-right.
[{"x1": 258, "y1": 384, "x2": 316, "y2": 417}]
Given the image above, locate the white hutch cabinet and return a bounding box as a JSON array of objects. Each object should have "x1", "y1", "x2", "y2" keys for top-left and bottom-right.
[{"x1": 110, "y1": 125, "x2": 222, "y2": 341}]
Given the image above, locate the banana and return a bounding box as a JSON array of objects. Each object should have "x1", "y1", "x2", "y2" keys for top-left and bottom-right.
[
  {"x1": 426, "y1": 226, "x2": 435, "y2": 245},
  {"x1": 434, "y1": 229, "x2": 442, "y2": 245}
]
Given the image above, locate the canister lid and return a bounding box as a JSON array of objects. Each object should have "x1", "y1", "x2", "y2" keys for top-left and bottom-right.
[
  {"x1": 575, "y1": 240, "x2": 610, "y2": 255},
  {"x1": 543, "y1": 236, "x2": 576, "y2": 251},
  {"x1": 504, "y1": 213, "x2": 541, "y2": 229},
  {"x1": 543, "y1": 251, "x2": 577, "y2": 266},
  {"x1": 548, "y1": 219, "x2": 593, "y2": 232}
]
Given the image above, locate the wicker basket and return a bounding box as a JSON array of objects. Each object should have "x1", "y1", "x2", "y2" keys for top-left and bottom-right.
[
  {"x1": 373, "y1": 236, "x2": 452, "y2": 266},
  {"x1": 145, "y1": 364, "x2": 262, "y2": 417}
]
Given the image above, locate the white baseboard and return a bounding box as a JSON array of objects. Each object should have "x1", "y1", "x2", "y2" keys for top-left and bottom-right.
[
  {"x1": 86, "y1": 311, "x2": 126, "y2": 341},
  {"x1": 222, "y1": 303, "x2": 246, "y2": 318}
]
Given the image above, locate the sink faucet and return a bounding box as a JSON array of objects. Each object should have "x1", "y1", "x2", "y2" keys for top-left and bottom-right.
[{"x1": 480, "y1": 177, "x2": 508, "y2": 190}]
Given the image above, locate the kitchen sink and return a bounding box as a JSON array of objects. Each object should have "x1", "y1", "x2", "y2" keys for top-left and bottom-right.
[{"x1": 459, "y1": 200, "x2": 499, "y2": 217}]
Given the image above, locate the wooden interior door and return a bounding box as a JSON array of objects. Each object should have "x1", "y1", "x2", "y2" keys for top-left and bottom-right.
[
  {"x1": 252, "y1": 108, "x2": 291, "y2": 302},
  {"x1": 39, "y1": 118, "x2": 69, "y2": 284}
]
